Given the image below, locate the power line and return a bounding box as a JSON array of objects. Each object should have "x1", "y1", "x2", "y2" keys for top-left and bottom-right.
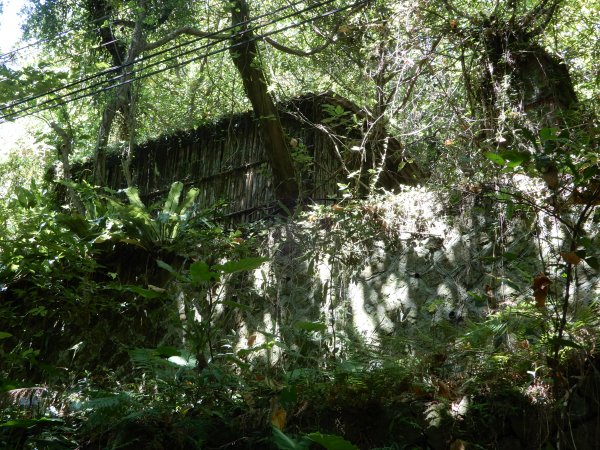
[
  {"x1": 0, "y1": 0, "x2": 328, "y2": 113},
  {"x1": 0, "y1": 38, "x2": 123, "y2": 86},
  {"x1": 0, "y1": 0, "x2": 365, "y2": 124},
  {"x1": 0, "y1": 4, "x2": 156, "y2": 62},
  {"x1": 0, "y1": 11, "x2": 115, "y2": 62}
]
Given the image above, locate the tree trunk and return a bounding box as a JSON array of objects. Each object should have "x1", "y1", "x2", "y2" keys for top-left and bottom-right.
[
  {"x1": 229, "y1": 0, "x2": 299, "y2": 209},
  {"x1": 50, "y1": 121, "x2": 84, "y2": 213},
  {"x1": 93, "y1": 10, "x2": 146, "y2": 186}
]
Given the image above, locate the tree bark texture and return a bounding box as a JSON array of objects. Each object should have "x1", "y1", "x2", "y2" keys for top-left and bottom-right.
[
  {"x1": 92, "y1": 5, "x2": 147, "y2": 185},
  {"x1": 50, "y1": 121, "x2": 84, "y2": 213},
  {"x1": 229, "y1": 0, "x2": 299, "y2": 208}
]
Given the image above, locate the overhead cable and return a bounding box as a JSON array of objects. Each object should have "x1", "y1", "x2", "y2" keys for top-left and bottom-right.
[
  {"x1": 0, "y1": 0, "x2": 364, "y2": 123},
  {"x1": 1, "y1": 0, "x2": 331, "y2": 113}
]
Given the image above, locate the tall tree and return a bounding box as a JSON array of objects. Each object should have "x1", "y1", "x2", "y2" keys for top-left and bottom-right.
[{"x1": 229, "y1": 0, "x2": 298, "y2": 207}]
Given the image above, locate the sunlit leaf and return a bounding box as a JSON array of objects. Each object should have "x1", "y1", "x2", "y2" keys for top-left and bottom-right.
[
  {"x1": 190, "y1": 261, "x2": 219, "y2": 282},
  {"x1": 124, "y1": 187, "x2": 145, "y2": 209},
  {"x1": 500, "y1": 150, "x2": 531, "y2": 168},
  {"x1": 148, "y1": 284, "x2": 166, "y2": 293},
  {"x1": 167, "y1": 355, "x2": 196, "y2": 367},
  {"x1": 180, "y1": 188, "x2": 200, "y2": 213},
  {"x1": 215, "y1": 257, "x2": 267, "y2": 274},
  {"x1": 484, "y1": 152, "x2": 505, "y2": 165},
  {"x1": 163, "y1": 182, "x2": 183, "y2": 215}
]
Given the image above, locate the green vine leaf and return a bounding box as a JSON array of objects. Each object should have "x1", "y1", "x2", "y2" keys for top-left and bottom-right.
[{"x1": 484, "y1": 152, "x2": 505, "y2": 165}]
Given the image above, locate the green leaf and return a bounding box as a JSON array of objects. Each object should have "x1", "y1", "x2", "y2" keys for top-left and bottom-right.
[
  {"x1": 467, "y1": 292, "x2": 487, "y2": 307},
  {"x1": 503, "y1": 278, "x2": 521, "y2": 291},
  {"x1": 237, "y1": 341, "x2": 275, "y2": 357},
  {"x1": 126, "y1": 285, "x2": 163, "y2": 299},
  {"x1": 579, "y1": 237, "x2": 594, "y2": 249},
  {"x1": 163, "y1": 182, "x2": 183, "y2": 215},
  {"x1": 190, "y1": 261, "x2": 219, "y2": 282},
  {"x1": 0, "y1": 382, "x2": 19, "y2": 393},
  {"x1": 307, "y1": 432, "x2": 359, "y2": 450},
  {"x1": 500, "y1": 150, "x2": 531, "y2": 168},
  {"x1": 272, "y1": 427, "x2": 310, "y2": 450},
  {"x1": 582, "y1": 165, "x2": 599, "y2": 180},
  {"x1": 15, "y1": 186, "x2": 37, "y2": 207},
  {"x1": 285, "y1": 368, "x2": 319, "y2": 382},
  {"x1": 153, "y1": 346, "x2": 181, "y2": 357},
  {"x1": 124, "y1": 187, "x2": 145, "y2": 209},
  {"x1": 214, "y1": 257, "x2": 267, "y2": 274},
  {"x1": 0, "y1": 418, "x2": 63, "y2": 428},
  {"x1": 295, "y1": 321, "x2": 327, "y2": 332},
  {"x1": 279, "y1": 385, "x2": 297, "y2": 408},
  {"x1": 55, "y1": 213, "x2": 91, "y2": 237},
  {"x1": 519, "y1": 127, "x2": 539, "y2": 148},
  {"x1": 180, "y1": 188, "x2": 200, "y2": 213},
  {"x1": 548, "y1": 337, "x2": 582, "y2": 349},
  {"x1": 157, "y1": 260, "x2": 176, "y2": 273},
  {"x1": 0, "y1": 332, "x2": 12, "y2": 340},
  {"x1": 539, "y1": 127, "x2": 559, "y2": 142},
  {"x1": 484, "y1": 152, "x2": 505, "y2": 165}
]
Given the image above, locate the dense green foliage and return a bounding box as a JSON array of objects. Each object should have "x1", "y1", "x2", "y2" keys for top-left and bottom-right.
[{"x1": 1, "y1": 0, "x2": 600, "y2": 448}]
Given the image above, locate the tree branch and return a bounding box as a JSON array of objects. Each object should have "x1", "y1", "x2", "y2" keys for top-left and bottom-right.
[
  {"x1": 143, "y1": 26, "x2": 229, "y2": 52},
  {"x1": 112, "y1": 2, "x2": 175, "y2": 31},
  {"x1": 527, "y1": 0, "x2": 561, "y2": 36},
  {"x1": 441, "y1": 0, "x2": 475, "y2": 22},
  {"x1": 263, "y1": 36, "x2": 333, "y2": 56}
]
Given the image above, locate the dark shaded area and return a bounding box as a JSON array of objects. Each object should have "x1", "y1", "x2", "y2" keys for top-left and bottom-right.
[
  {"x1": 5, "y1": 355, "x2": 591, "y2": 450},
  {"x1": 477, "y1": 17, "x2": 578, "y2": 133}
]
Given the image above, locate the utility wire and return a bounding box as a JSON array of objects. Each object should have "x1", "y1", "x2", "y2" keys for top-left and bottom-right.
[
  {"x1": 1, "y1": 0, "x2": 329, "y2": 113},
  {"x1": 0, "y1": 0, "x2": 364, "y2": 124},
  {"x1": 0, "y1": 12, "x2": 114, "y2": 62},
  {"x1": 0, "y1": 38, "x2": 122, "y2": 86},
  {"x1": 0, "y1": 4, "x2": 152, "y2": 62}
]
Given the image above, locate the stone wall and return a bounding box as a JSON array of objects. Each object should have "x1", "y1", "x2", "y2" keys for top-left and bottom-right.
[{"x1": 225, "y1": 186, "x2": 599, "y2": 351}]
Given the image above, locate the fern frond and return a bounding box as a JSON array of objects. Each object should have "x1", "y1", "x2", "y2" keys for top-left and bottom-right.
[{"x1": 83, "y1": 392, "x2": 135, "y2": 410}]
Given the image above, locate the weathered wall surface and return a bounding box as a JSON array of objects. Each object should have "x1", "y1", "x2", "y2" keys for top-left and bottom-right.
[
  {"x1": 91, "y1": 93, "x2": 421, "y2": 222},
  {"x1": 230, "y1": 186, "x2": 600, "y2": 351}
]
